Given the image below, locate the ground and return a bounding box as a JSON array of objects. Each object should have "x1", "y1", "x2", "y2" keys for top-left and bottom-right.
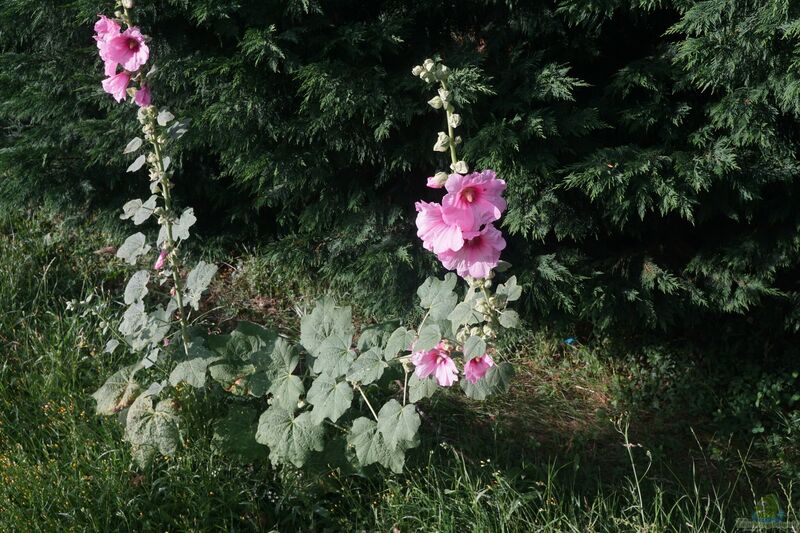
[{"x1": 0, "y1": 210, "x2": 796, "y2": 532}]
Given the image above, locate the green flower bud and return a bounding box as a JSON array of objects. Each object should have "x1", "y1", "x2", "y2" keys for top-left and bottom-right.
[
  {"x1": 448, "y1": 113, "x2": 461, "y2": 128},
  {"x1": 438, "y1": 88, "x2": 450, "y2": 105},
  {"x1": 122, "y1": 0, "x2": 135, "y2": 8},
  {"x1": 430, "y1": 171, "x2": 449, "y2": 187},
  {"x1": 433, "y1": 132, "x2": 450, "y2": 152},
  {"x1": 450, "y1": 160, "x2": 469, "y2": 174},
  {"x1": 423, "y1": 58, "x2": 435, "y2": 71},
  {"x1": 427, "y1": 96, "x2": 443, "y2": 109},
  {"x1": 453, "y1": 136, "x2": 462, "y2": 145},
  {"x1": 411, "y1": 65, "x2": 424, "y2": 76},
  {"x1": 436, "y1": 64, "x2": 450, "y2": 81}
]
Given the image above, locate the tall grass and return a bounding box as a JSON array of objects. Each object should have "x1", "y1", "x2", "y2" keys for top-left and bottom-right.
[{"x1": 0, "y1": 210, "x2": 795, "y2": 532}]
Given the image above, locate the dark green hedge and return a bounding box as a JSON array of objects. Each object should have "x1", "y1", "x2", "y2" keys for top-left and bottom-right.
[{"x1": 3, "y1": 0, "x2": 800, "y2": 360}]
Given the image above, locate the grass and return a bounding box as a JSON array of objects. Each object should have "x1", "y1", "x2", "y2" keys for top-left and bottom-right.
[{"x1": 0, "y1": 209, "x2": 797, "y2": 532}]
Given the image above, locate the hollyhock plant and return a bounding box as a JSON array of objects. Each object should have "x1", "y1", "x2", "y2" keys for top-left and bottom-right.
[
  {"x1": 104, "y1": 27, "x2": 149, "y2": 72},
  {"x1": 101, "y1": 71, "x2": 131, "y2": 102},
  {"x1": 411, "y1": 343, "x2": 459, "y2": 386},
  {"x1": 415, "y1": 201, "x2": 468, "y2": 254},
  {"x1": 441, "y1": 170, "x2": 507, "y2": 231},
  {"x1": 464, "y1": 354, "x2": 494, "y2": 384},
  {"x1": 437, "y1": 224, "x2": 506, "y2": 279}
]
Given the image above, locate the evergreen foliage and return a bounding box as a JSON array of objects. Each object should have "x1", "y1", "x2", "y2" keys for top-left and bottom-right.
[{"x1": 3, "y1": 0, "x2": 800, "y2": 369}]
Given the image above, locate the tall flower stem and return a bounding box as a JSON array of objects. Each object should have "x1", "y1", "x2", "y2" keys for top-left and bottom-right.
[
  {"x1": 151, "y1": 130, "x2": 191, "y2": 357},
  {"x1": 441, "y1": 80, "x2": 459, "y2": 167}
]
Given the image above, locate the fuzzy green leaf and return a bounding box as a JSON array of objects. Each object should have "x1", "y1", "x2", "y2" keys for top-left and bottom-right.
[
  {"x1": 312, "y1": 334, "x2": 355, "y2": 377},
  {"x1": 415, "y1": 324, "x2": 441, "y2": 352},
  {"x1": 300, "y1": 297, "x2": 354, "y2": 356},
  {"x1": 463, "y1": 336, "x2": 487, "y2": 359},
  {"x1": 347, "y1": 417, "x2": 407, "y2": 473},
  {"x1": 346, "y1": 347, "x2": 387, "y2": 385},
  {"x1": 307, "y1": 375, "x2": 353, "y2": 423},
  {"x1": 376, "y1": 399, "x2": 420, "y2": 449},
  {"x1": 460, "y1": 362, "x2": 515, "y2": 400},
  {"x1": 255, "y1": 407, "x2": 325, "y2": 468},
  {"x1": 91, "y1": 363, "x2": 141, "y2": 415},
  {"x1": 417, "y1": 274, "x2": 458, "y2": 321},
  {"x1": 120, "y1": 196, "x2": 157, "y2": 225},
  {"x1": 384, "y1": 326, "x2": 415, "y2": 361},
  {"x1": 123, "y1": 270, "x2": 150, "y2": 305},
  {"x1": 183, "y1": 260, "x2": 217, "y2": 310},
  {"x1": 126, "y1": 154, "x2": 146, "y2": 173},
  {"x1": 116, "y1": 233, "x2": 150, "y2": 265},
  {"x1": 124, "y1": 394, "x2": 181, "y2": 465},
  {"x1": 169, "y1": 343, "x2": 221, "y2": 388},
  {"x1": 408, "y1": 374, "x2": 438, "y2": 403}
]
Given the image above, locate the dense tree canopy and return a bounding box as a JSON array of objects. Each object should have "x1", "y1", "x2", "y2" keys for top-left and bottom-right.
[{"x1": 2, "y1": 0, "x2": 800, "y2": 362}]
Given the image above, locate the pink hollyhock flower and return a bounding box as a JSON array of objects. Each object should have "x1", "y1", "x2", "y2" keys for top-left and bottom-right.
[
  {"x1": 94, "y1": 15, "x2": 121, "y2": 43},
  {"x1": 153, "y1": 249, "x2": 167, "y2": 270},
  {"x1": 101, "y1": 71, "x2": 131, "y2": 102},
  {"x1": 134, "y1": 85, "x2": 152, "y2": 107},
  {"x1": 411, "y1": 343, "x2": 459, "y2": 387},
  {"x1": 415, "y1": 201, "x2": 470, "y2": 254},
  {"x1": 464, "y1": 354, "x2": 494, "y2": 384},
  {"x1": 437, "y1": 224, "x2": 506, "y2": 279},
  {"x1": 441, "y1": 170, "x2": 507, "y2": 230},
  {"x1": 104, "y1": 27, "x2": 149, "y2": 72}
]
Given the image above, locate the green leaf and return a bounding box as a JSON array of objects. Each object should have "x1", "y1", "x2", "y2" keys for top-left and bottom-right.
[
  {"x1": 417, "y1": 274, "x2": 458, "y2": 321},
  {"x1": 384, "y1": 327, "x2": 415, "y2": 361},
  {"x1": 377, "y1": 399, "x2": 421, "y2": 448},
  {"x1": 312, "y1": 334, "x2": 355, "y2": 377},
  {"x1": 207, "y1": 322, "x2": 278, "y2": 361},
  {"x1": 208, "y1": 361, "x2": 267, "y2": 396},
  {"x1": 463, "y1": 336, "x2": 487, "y2": 359},
  {"x1": 448, "y1": 301, "x2": 483, "y2": 327},
  {"x1": 167, "y1": 119, "x2": 191, "y2": 140},
  {"x1": 169, "y1": 343, "x2": 221, "y2": 388},
  {"x1": 346, "y1": 347, "x2": 387, "y2": 385},
  {"x1": 255, "y1": 407, "x2": 325, "y2": 468},
  {"x1": 347, "y1": 417, "x2": 407, "y2": 473},
  {"x1": 120, "y1": 196, "x2": 157, "y2": 225},
  {"x1": 157, "y1": 110, "x2": 175, "y2": 126},
  {"x1": 104, "y1": 339, "x2": 120, "y2": 354},
  {"x1": 124, "y1": 394, "x2": 181, "y2": 465},
  {"x1": 498, "y1": 310, "x2": 520, "y2": 329},
  {"x1": 460, "y1": 362, "x2": 515, "y2": 400},
  {"x1": 408, "y1": 374, "x2": 438, "y2": 403},
  {"x1": 496, "y1": 276, "x2": 522, "y2": 303},
  {"x1": 123, "y1": 137, "x2": 143, "y2": 154},
  {"x1": 212, "y1": 406, "x2": 267, "y2": 462},
  {"x1": 415, "y1": 324, "x2": 441, "y2": 351},
  {"x1": 300, "y1": 297, "x2": 354, "y2": 356},
  {"x1": 158, "y1": 208, "x2": 197, "y2": 246},
  {"x1": 127, "y1": 154, "x2": 146, "y2": 173},
  {"x1": 91, "y1": 363, "x2": 141, "y2": 415},
  {"x1": 263, "y1": 338, "x2": 304, "y2": 409},
  {"x1": 183, "y1": 260, "x2": 217, "y2": 310},
  {"x1": 307, "y1": 375, "x2": 353, "y2": 423},
  {"x1": 123, "y1": 270, "x2": 150, "y2": 305},
  {"x1": 116, "y1": 233, "x2": 150, "y2": 265},
  {"x1": 356, "y1": 321, "x2": 398, "y2": 351}
]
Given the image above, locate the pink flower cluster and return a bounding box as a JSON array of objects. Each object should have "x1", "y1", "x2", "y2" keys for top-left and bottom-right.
[
  {"x1": 412, "y1": 342, "x2": 494, "y2": 386},
  {"x1": 415, "y1": 170, "x2": 507, "y2": 279},
  {"x1": 94, "y1": 15, "x2": 151, "y2": 105}
]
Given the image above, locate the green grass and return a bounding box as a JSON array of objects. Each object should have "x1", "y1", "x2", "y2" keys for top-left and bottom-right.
[{"x1": 0, "y1": 209, "x2": 797, "y2": 532}]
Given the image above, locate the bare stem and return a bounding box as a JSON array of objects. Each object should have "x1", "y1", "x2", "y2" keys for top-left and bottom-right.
[{"x1": 355, "y1": 384, "x2": 379, "y2": 421}]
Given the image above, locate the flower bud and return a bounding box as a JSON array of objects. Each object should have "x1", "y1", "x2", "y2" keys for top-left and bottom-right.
[
  {"x1": 484, "y1": 279, "x2": 492, "y2": 288},
  {"x1": 453, "y1": 136, "x2": 462, "y2": 145},
  {"x1": 483, "y1": 324, "x2": 495, "y2": 337},
  {"x1": 450, "y1": 160, "x2": 469, "y2": 174},
  {"x1": 427, "y1": 96, "x2": 443, "y2": 109},
  {"x1": 412, "y1": 65, "x2": 423, "y2": 76},
  {"x1": 122, "y1": 0, "x2": 135, "y2": 8},
  {"x1": 436, "y1": 64, "x2": 450, "y2": 81},
  {"x1": 469, "y1": 326, "x2": 482, "y2": 337},
  {"x1": 423, "y1": 58, "x2": 435, "y2": 71},
  {"x1": 427, "y1": 171, "x2": 449, "y2": 188},
  {"x1": 433, "y1": 132, "x2": 450, "y2": 152},
  {"x1": 437, "y1": 88, "x2": 450, "y2": 105},
  {"x1": 448, "y1": 113, "x2": 461, "y2": 128}
]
